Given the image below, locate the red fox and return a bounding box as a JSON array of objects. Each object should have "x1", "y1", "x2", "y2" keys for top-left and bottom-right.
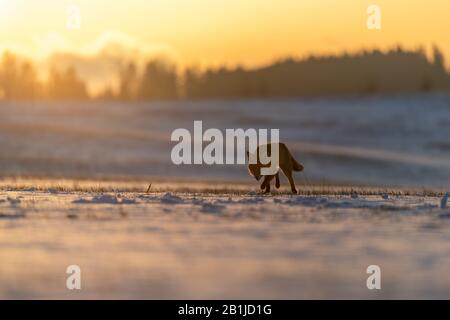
[{"x1": 247, "y1": 143, "x2": 304, "y2": 194}]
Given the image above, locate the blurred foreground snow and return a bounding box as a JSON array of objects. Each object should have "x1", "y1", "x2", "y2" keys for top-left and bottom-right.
[{"x1": 1, "y1": 186, "x2": 450, "y2": 299}]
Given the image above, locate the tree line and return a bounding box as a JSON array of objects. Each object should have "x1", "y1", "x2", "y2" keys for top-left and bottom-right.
[
  {"x1": 1, "y1": 46, "x2": 449, "y2": 101},
  {"x1": 0, "y1": 52, "x2": 88, "y2": 100}
]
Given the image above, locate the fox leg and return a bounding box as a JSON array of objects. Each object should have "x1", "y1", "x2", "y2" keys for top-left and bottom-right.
[
  {"x1": 260, "y1": 176, "x2": 271, "y2": 190},
  {"x1": 264, "y1": 176, "x2": 273, "y2": 194},
  {"x1": 282, "y1": 168, "x2": 297, "y2": 194},
  {"x1": 261, "y1": 175, "x2": 274, "y2": 194},
  {"x1": 275, "y1": 172, "x2": 280, "y2": 189}
]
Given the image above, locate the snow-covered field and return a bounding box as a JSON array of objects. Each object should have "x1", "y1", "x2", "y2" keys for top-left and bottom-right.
[
  {"x1": 1, "y1": 180, "x2": 449, "y2": 299},
  {"x1": 1, "y1": 94, "x2": 450, "y2": 186},
  {"x1": 1, "y1": 95, "x2": 450, "y2": 298}
]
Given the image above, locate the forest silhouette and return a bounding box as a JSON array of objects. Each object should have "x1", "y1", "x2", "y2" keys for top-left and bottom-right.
[{"x1": 0, "y1": 46, "x2": 449, "y2": 101}]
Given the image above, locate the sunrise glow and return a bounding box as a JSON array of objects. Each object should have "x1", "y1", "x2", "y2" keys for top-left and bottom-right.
[{"x1": 0, "y1": 0, "x2": 447, "y2": 69}]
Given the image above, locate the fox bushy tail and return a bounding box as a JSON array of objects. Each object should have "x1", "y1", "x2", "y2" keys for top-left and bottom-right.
[{"x1": 291, "y1": 156, "x2": 304, "y2": 171}]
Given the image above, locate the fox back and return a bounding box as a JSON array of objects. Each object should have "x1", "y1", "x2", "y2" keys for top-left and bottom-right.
[{"x1": 247, "y1": 143, "x2": 303, "y2": 181}]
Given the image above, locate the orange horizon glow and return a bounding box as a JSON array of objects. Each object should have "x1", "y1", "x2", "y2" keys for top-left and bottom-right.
[
  {"x1": 1, "y1": 1, "x2": 449, "y2": 65},
  {"x1": 1, "y1": 0, "x2": 449, "y2": 94}
]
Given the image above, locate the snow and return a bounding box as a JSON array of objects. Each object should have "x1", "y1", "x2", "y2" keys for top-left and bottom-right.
[
  {"x1": 0, "y1": 95, "x2": 450, "y2": 298},
  {"x1": 1, "y1": 185, "x2": 450, "y2": 299},
  {"x1": 1, "y1": 94, "x2": 450, "y2": 187},
  {"x1": 160, "y1": 192, "x2": 184, "y2": 204},
  {"x1": 441, "y1": 193, "x2": 448, "y2": 209}
]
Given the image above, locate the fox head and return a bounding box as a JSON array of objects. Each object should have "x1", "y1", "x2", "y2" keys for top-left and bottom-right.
[{"x1": 247, "y1": 151, "x2": 262, "y2": 181}]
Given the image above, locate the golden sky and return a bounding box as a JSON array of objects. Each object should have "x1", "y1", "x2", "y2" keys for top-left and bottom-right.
[{"x1": 1, "y1": 0, "x2": 449, "y2": 69}]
